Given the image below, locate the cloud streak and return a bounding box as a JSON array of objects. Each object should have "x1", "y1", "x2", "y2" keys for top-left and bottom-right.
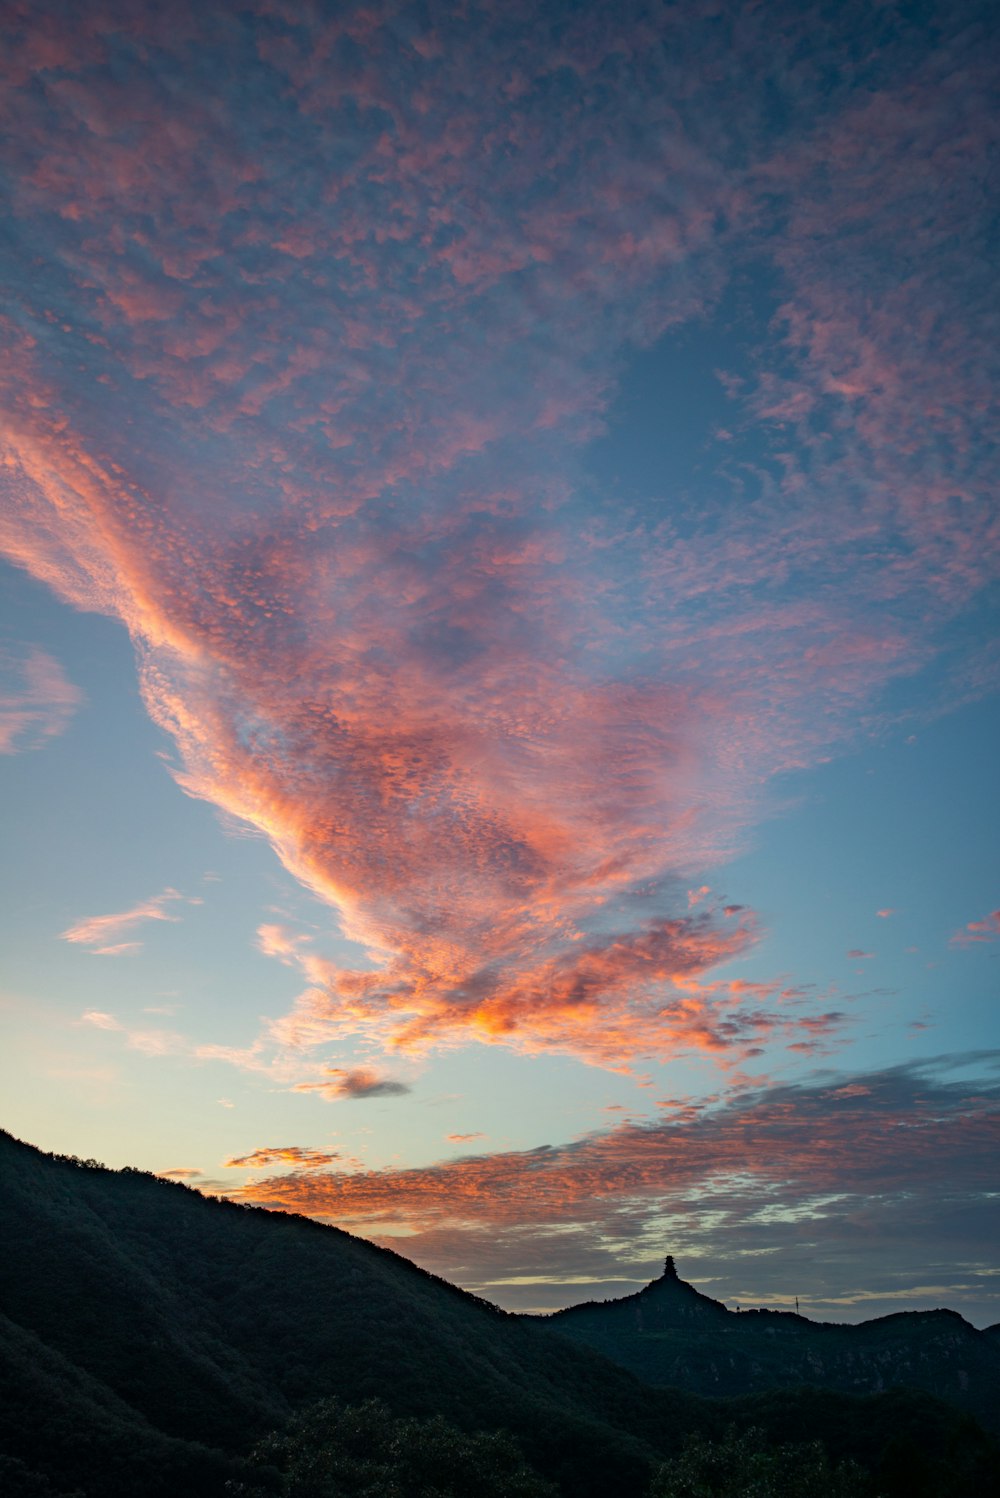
[
  {"x1": 62, "y1": 888, "x2": 189, "y2": 954},
  {"x1": 2, "y1": 0, "x2": 997, "y2": 1070},
  {"x1": 231, "y1": 1053, "x2": 1000, "y2": 1318}
]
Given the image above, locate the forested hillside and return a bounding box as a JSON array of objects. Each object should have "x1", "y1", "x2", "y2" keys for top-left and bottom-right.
[
  {"x1": 1, "y1": 1131, "x2": 997, "y2": 1498},
  {"x1": 543, "y1": 1258, "x2": 1000, "y2": 1437}
]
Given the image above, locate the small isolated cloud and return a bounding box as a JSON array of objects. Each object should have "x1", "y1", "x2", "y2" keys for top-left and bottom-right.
[
  {"x1": 61, "y1": 888, "x2": 189, "y2": 954},
  {"x1": 847, "y1": 949, "x2": 874, "y2": 960},
  {"x1": 951, "y1": 910, "x2": 1000, "y2": 947},
  {"x1": 876, "y1": 909, "x2": 897, "y2": 919},
  {"x1": 157, "y1": 1166, "x2": 202, "y2": 1180},
  {"x1": 295, "y1": 1067, "x2": 411, "y2": 1101},
  {"x1": 256, "y1": 922, "x2": 312, "y2": 963},
  {"x1": 0, "y1": 645, "x2": 82, "y2": 754},
  {"x1": 80, "y1": 1010, "x2": 122, "y2": 1030},
  {"x1": 218, "y1": 1097, "x2": 234, "y2": 1108},
  {"x1": 446, "y1": 1132, "x2": 485, "y2": 1143},
  {"x1": 224, "y1": 1145, "x2": 341, "y2": 1169}
]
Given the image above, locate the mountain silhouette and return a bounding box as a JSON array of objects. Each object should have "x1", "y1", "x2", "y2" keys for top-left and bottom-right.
[
  {"x1": 1, "y1": 1131, "x2": 997, "y2": 1497},
  {"x1": 544, "y1": 1258, "x2": 1000, "y2": 1437}
]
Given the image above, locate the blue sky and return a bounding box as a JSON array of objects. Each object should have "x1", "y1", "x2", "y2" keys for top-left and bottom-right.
[{"x1": 0, "y1": 0, "x2": 997, "y2": 1321}]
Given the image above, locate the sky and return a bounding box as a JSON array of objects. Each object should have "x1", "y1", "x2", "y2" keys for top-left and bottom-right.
[{"x1": 1, "y1": 0, "x2": 998, "y2": 1323}]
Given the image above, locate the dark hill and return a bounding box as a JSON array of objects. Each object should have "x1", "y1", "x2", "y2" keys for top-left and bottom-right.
[
  {"x1": 542, "y1": 1259, "x2": 1000, "y2": 1438},
  {"x1": 1, "y1": 1132, "x2": 997, "y2": 1498}
]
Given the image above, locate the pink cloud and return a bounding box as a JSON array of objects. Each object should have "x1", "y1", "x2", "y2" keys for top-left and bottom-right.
[
  {"x1": 0, "y1": 645, "x2": 81, "y2": 753},
  {"x1": 951, "y1": 911, "x2": 1000, "y2": 947},
  {"x1": 227, "y1": 1056, "x2": 1000, "y2": 1307},
  {"x1": 80, "y1": 1010, "x2": 122, "y2": 1030},
  {"x1": 1, "y1": 1, "x2": 996, "y2": 1078},
  {"x1": 61, "y1": 889, "x2": 188, "y2": 953}
]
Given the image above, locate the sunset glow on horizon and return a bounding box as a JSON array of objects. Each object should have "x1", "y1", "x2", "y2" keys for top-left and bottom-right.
[{"x1": 1, "y1": 0, "x2": 997, "y2": 1322}]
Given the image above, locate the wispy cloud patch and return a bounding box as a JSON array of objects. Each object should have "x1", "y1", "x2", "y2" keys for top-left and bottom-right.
[
  {"x1": 80, "y1": 1010, "x2": 122, "y2": 1031},
  {"x1": 951, "y1": 910, "x2": 1000, "y2": 947},
  {"x1": 61, "y1": 888, "x2": 189, "y2": 954},
  {"x1": 0, "y1": 645, "x2": 81, "y2": 754}
]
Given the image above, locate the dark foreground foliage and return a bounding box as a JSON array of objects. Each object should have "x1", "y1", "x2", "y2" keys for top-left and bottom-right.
[
  {"x1": 227, "y1": 1396, "x2": 556, "y2": 1498},
  {"x1": 649, "y1": 1425, "x2": 870, "y2": 1497},
  {"x1": 1, "y1": 1130, "x2": 998, "y2": 1498}
]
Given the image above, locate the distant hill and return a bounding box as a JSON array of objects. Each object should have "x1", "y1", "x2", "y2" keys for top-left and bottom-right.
[
  {"x1": 1, "y1": 1132, "x2": 997, "y2": 1498},
  {"x1": 542, "y1": 1257, "x2": 1000, "y2": 1437}
]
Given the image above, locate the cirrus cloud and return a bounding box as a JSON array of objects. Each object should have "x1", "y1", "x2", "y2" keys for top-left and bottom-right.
[{"x1": 61, "y1": 888, "x2": 192, "y2": 955}]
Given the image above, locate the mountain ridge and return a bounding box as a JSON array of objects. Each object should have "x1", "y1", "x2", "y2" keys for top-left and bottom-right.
[
  {"x1": 540, "y1": 1257, "x2": 1000, "y2": 1437},
  {"x1": 2, "y1": 1129, "x2": 997, "y2": 1497}
]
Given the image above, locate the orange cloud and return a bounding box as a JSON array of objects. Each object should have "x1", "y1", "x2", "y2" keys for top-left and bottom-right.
[
  {"x1": 226, "y1": 1055, "x2": 1000, "y2": 1310},
  {"x1": 264, "y1": 908, "x2": 848, "y2": 1070},
  {"x1": 224, "y1": 1146, "x2": 342, "y2": 1169},
  {"x1": 294, "y1": 1068, "x2": 412, "y2": 1101}
]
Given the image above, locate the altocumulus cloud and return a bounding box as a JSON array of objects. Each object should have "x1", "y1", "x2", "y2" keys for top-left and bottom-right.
[{"x1": 1, "y1": 0, "x2": 997, "y2": 1074}]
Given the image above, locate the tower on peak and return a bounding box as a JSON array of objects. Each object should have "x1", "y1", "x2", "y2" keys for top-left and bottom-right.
[{"x1": 663, "y1": 1254, "x2": 677, "y2": 1279}]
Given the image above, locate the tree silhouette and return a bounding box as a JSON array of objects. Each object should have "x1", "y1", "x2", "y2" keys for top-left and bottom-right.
[{"x1": 229, "y1": 1396, "x2": 557, "y2": 1498}]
